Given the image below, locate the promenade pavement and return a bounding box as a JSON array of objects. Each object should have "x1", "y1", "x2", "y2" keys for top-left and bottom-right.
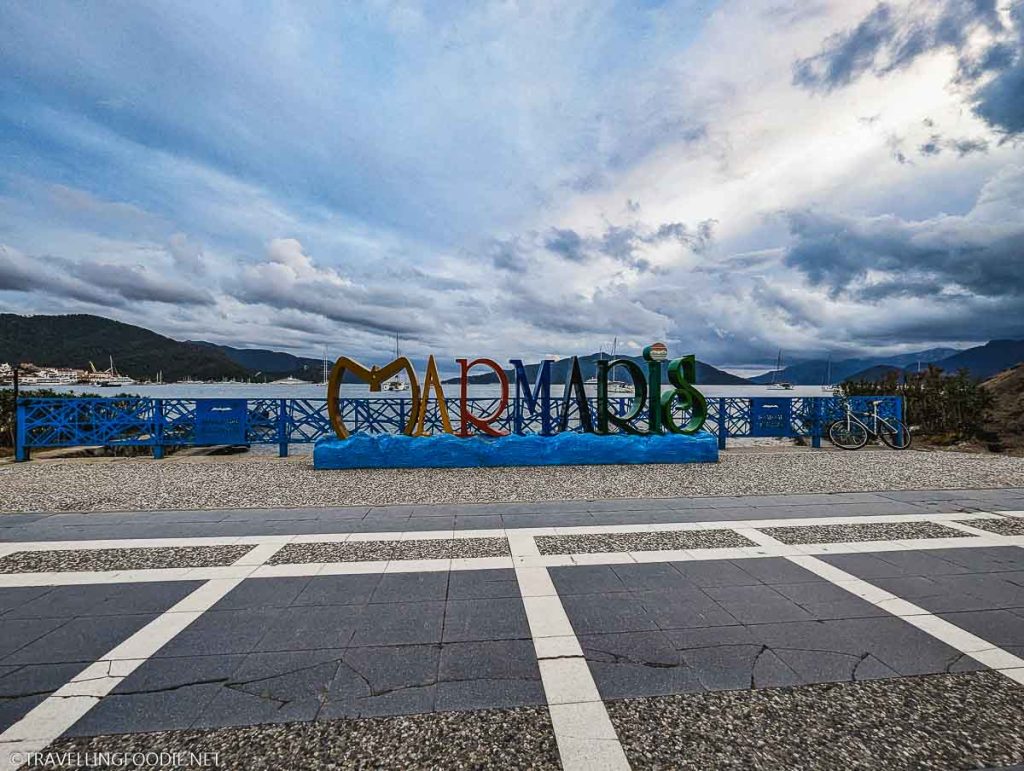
[{"x1": 1, "y1": 487, "x2": 1024, "y2": 769}]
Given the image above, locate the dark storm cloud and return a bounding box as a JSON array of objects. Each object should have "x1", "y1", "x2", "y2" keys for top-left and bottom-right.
[
  {"x1": 544, "y1": 228, "x2": 587, "y2": 262},
  {"x1": 781, "y1": 167, "x2": 1024, "y2": 300},
  {"x1": 0, "y1": 245, "x2": 213, "y2": 307},
  {"x1": 795, "y1": 0, "x2": 1024, "y2": 136},
  {"x1": 792, "y1": 4, "x2": 897, "y2": 90}
]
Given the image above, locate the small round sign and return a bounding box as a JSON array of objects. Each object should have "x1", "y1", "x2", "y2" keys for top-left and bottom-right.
[{"x1": 646, "y1": 342, "x2": 668, "y2": 361}]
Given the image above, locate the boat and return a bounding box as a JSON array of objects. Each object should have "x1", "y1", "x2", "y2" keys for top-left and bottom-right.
[
  {"x1": 383, "y1": 335, "x2": 409, "y2": 392},
  {"x1": 820, "y1": 355, "x2": 836, "y2": 392},
  {"x1": 270, "y1": 376, "x2": 308, "y2": 385},
  {"x1": 585, "y1": 337, "x2": 634, "y2": 394},
  {"x1": 86, "y1": 357, "x2": 136, "y2": 387},
  {"x1": 767, "y1": 349, "x2": 794, "y2": 390}
]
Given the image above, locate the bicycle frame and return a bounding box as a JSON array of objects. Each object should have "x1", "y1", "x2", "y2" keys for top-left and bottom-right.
[{"x1": 841, "y1": 402, "x2": 899, "y2": 438}]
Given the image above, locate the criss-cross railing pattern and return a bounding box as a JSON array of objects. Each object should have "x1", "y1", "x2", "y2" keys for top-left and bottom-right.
[{"x1": 14, "y1": 394, "x2": 903, "y2": 459}]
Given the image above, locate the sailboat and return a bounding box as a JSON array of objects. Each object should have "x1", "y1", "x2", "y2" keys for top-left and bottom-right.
[
  {"x1": 767, "y1": 349, "x2": 794, "y2": 390},
  {"x1": 383, "y1": 336, "x2": 409, "y2": 391},
  {"x1": 820, "y1": 355, "x2": 837, "y2": 392},
  {"x1": 585, "y1": 338, "x2": 633, "y2": 394},
  {"x1": 95, "y1": 356, "x2": 136, "y2": 387}
]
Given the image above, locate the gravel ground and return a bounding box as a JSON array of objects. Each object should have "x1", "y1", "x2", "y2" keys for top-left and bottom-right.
[
  {"x1": 37, "y1": 707, "x2": 560, "y2": 770},
  {"x1": 268, "y1": 537, "x2": 510, "y2": 564},
  {"x1": 759, "y1": 521, "x2": 969, "y2": 544},
  {"x1": 0, "y1": 545, "x2": 252, "y2": 573},
  {"x1": 607, "y1": 670, "x2": 1024, "y2": 770},
  {"x1": 536, "y1": 529, "x2": 753, "y2": 554},
  {"x1": 957, "y1": 516, "x2": 1024, "y2": 536},
  {"x1": 2, "y1": 450, "x2": 1024, "y2": 513}
]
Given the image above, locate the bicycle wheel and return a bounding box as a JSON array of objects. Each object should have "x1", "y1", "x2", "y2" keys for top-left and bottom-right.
[
  {"x1": 828, "y1": 419, "x2": 868, "y2": 449},
  {"x1": 878, "y1": 419, "x2": 912, "y2": 449}
]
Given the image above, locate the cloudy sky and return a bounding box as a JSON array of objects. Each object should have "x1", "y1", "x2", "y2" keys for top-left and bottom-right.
[{"x1": 1, "y1": 0, "x2": 1022, "y2": 373}]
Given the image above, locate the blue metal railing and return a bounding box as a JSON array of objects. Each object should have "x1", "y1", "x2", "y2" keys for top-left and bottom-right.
[{"x1": 14, "y1": 395, "x2": 903, "y2": 460}]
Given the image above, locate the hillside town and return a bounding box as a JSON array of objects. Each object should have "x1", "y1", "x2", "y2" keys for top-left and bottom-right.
[{"x1": 0, "y1": 360, "x2": 137, "y2": 387}]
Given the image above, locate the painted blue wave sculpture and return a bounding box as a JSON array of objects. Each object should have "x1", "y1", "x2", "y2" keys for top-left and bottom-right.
[{"x1": 314, "y1": 431, "x2": 718, "y2": 469}]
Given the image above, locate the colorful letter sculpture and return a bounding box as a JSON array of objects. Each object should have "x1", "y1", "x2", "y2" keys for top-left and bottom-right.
[{"x1": 315, "y1": 342, "x2": 717, "y2": 469}]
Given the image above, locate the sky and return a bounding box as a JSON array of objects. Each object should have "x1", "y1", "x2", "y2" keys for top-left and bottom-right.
[{"x1": 1, "y1": 0, "x2": 1022, "y2": 374}]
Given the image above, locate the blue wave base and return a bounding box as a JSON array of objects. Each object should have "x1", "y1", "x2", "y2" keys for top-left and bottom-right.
[{"x1": 314, "y1": 431, "x2": 719, "y2": 469}]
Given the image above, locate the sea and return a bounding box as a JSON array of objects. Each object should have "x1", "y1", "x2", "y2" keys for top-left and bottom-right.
[{"x1": 12, "y1": 383, "x2": 835, "y2": 399}]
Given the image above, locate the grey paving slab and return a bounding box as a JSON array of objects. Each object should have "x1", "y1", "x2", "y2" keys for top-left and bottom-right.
[
  {"x1": 3, "y1": 614, "x2": 159, "y2": 665},
  {"x1": 442, "y1": 598, "x2": 531, "y2": 642},
  {"x1": 549, "y1": 564, "x2": 629, "y2": 595},
  {"x1": 732, "y1": 557, "x2": 821, "y2": 585},
  {"x1": 348, "y1": 601, "x2": 445, "y2": 646},
  {"x1": 825, "y1": 617, "x2": 983, "y2": 676},
  {"x1": 665, "y1": 625, "x2": 803, "y2": 690},
  {"x1": 560, "y1": 593, "x2": 660, "y2": 635},
  {"x1": 370, "y1": 572, "x2": 449, "y2": 603},
  {"x1": 435, "y1": 639, "x2": 544, "y2": 711},
  {"x1": 155, "y1": 609, "x2": 283, "y2": 658},
  {"x1": 771, "y1": 581, "x2": 888, "y2": 620},
  {"x1": 321, "y1": 645, "x2": 437, "y2": 719},
  {"x1": 580, "y1": 631, "x2": 704, "y2": 699},
  {"x1": 634, "y1": 588, "x2": 740, "y2": 629},
  {"x1": 0, "y1": 618, "x2": 67, "y2": 660},
  {"x1": 703, "y1": 585, "x2": 815, "y2": 624},
  {"x1": 612, "y1": 563, "x2": 692, "y2": 592},
  {"x1": 938, "y1": 610, "x2": 1024, "y2": 657},
  {"x1": 673, "y1": 560, "x2": 764, "y2": 588},
  {"x1": 194, "y1": 648, "x2": 344, "y2": 728},
  {"x1": 293, "y1": 575, "x2": 382, "y2": 607},
  {"x1": 0, "y1": 586, "x2": 54, "y2": 616},
  {"x1": 215, "y1": 576, "x2": 314, "y2": 610},
  {"x1": 447, "y1": 568, "x2": 520, "y2": 600},
  {"x1": 254, "y1": 605, "x2": 364, "y2": 652},
  {"x1": 67, "y1": 655, "x2": 245, "y2": 736},
  {"x1": 0, "y1": 662, "x2": 85, "y2": 732}
]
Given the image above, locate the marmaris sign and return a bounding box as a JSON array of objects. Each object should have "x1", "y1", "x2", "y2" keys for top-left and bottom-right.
[{"x1": 326, "y1": 342, "x2": 708, "y2": 439}]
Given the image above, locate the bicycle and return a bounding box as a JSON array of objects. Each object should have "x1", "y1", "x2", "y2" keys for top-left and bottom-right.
[{"x1": 827, "y1": 400, "x2": 911, "y2": 450}]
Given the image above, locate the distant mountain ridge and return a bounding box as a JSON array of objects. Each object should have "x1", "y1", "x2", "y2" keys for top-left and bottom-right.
[
  {"x1": 440, "y1": 352, "x2": 749, "y2": 386},
  {"x1": 0, "y1": 314, "x2": 248, "y2": 381},
  {"x1": 839, "y1": 340, "x2": 1024, "y2": 383},
  {"x1": 749, "y1": 348, "x2": 960, "y2": 385}
]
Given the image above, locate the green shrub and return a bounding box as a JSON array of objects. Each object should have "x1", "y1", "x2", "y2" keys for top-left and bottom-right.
[{"x1": 841, "y1": 366, "x2": 992, "y2": 441}]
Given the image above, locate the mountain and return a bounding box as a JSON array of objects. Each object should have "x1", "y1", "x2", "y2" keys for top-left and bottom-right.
[
  {"x1": 193, "y1": 342, "x2": 324, "y2": 381},
  {"x1": 748, "y1": 347, "x2": 960, "y2": 385},
  {"x1": 440, "y1": 352, "x2": 749, "y2": 386},
  {"x1": 981, "y1": 364, "x2": 1024, "y2": 454},
  {"x1": 929, "y1": 339, "x2": 1024, "y2": 380},
  {"x1": 842, "y1": 364, "x2": 906, "y2": 382},
  {"x1": 0, "y1": 314, "x2": 249, "y2": 381}
]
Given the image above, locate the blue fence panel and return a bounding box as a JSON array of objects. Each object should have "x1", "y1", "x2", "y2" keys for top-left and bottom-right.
[{"x1": 14, "y1": 394, "x2": 903, "y2": 460}]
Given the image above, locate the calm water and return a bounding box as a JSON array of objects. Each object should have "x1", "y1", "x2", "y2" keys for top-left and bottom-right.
[{"x1": 12, "y1": 383, "x2": 835, "y2": 399}]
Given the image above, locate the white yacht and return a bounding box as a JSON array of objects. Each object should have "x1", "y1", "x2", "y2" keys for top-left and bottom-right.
[
  {"x1": 383, "y1": 335, "x2": 409, "y2": 391},
  {"x1": 586, "y1": 338, "x2": 633, "y2": 394}
]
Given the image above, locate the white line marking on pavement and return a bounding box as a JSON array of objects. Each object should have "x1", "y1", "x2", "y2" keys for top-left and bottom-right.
[
  {"x1": 0, "y1": 510, "x2": 1002, "y2": 554},
  {"x1": 3, "y1": 534, "x2": 1023, "y2": 587},
  {"x1": 0, "y1": 544, "x2": 285, "y2": 771},
  {"x1": 514, "y1": 556, "x2": 631, "y2": 771},
  {"x1": 742, "y1": 529, "x2": 1024, "y2": 689}
]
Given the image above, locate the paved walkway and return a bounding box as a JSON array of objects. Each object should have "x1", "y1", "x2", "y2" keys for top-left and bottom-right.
[{"x1": 1, "y1": 488, "x2": 1023, "y2": 769}]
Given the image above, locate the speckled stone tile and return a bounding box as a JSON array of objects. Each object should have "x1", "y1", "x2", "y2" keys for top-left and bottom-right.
[
  {"x1": 760, "y1": 521, "x2": 969, "y2": 545},
  {"x1": 536, "y1": 529, "x2": 753, "y2": 555},
  {"x1": 40, "y1": 707, "x2": 560, "y2": 769},
  {"x1": 0, "y1": 545, "x2": 252, "y2": 574},
  {"x1": 269, "y1": 538, "x2": 508, "y2": 564},
  {"x1": 608, "y1": 670, "x2": 1024, "y2": 770},
  {"x1": 957, "y1": 517, "x2": 1024, "y2": 536}
]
